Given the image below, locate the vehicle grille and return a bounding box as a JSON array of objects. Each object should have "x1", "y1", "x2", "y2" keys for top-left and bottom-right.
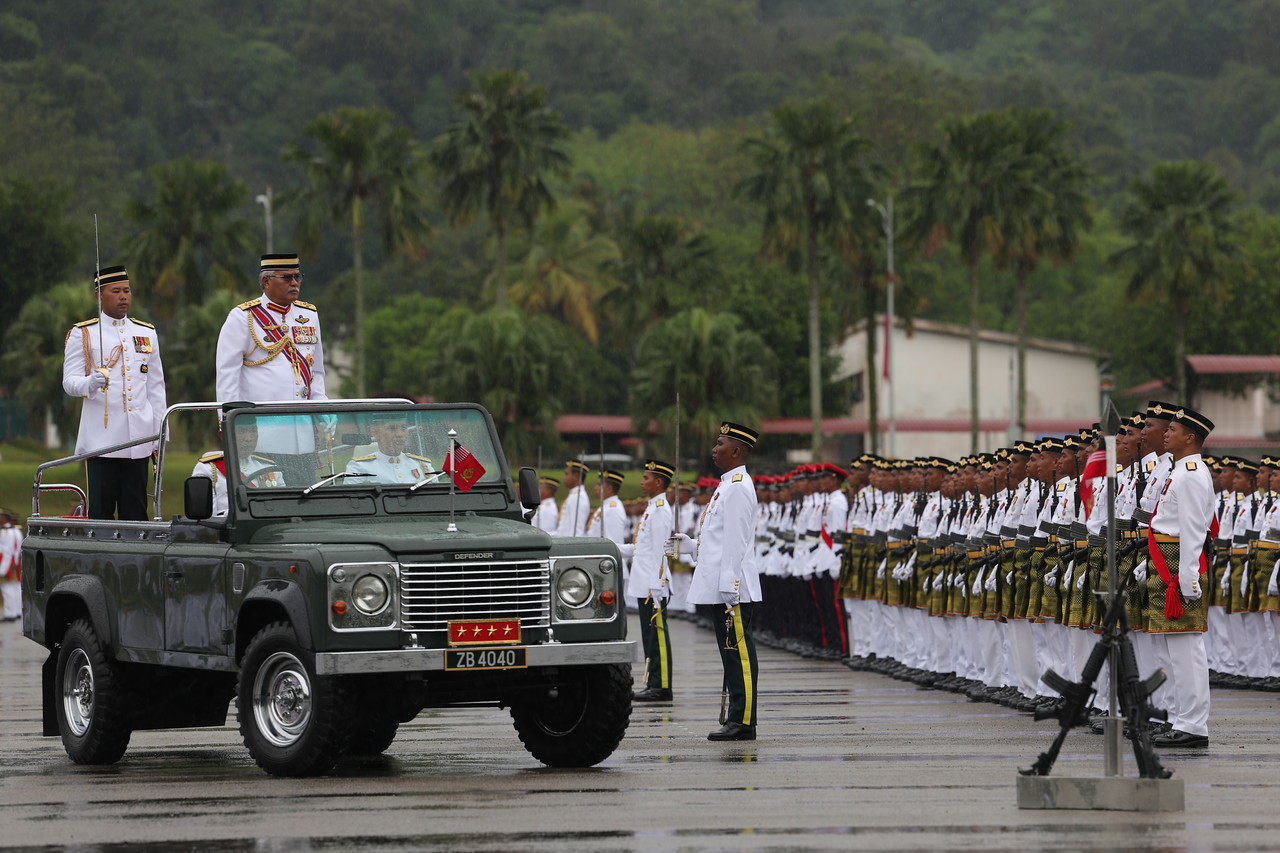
[{"x1": 399, "y1": 560, "x2": 551, "y2": 632}]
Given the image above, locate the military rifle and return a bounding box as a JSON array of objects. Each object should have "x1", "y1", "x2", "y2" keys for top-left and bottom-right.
[{"x1": 1020, "y1": 555, "x2": 1171, "y2": 780}]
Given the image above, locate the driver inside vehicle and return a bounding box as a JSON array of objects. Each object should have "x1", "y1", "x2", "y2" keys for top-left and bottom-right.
[
  {"x1": 344, "y1": 412, "x2": 436, "y2": 484},
  {"x1": 236, "y1": 418, "x2": 284, "y2": 487}
]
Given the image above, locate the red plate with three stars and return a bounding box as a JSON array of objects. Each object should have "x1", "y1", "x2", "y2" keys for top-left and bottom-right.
[{"x1": 445, "y1": 619, "x2": 525, "y2": 670}]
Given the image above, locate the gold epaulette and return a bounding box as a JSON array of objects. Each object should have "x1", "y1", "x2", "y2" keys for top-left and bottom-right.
[
  {"x1": 74, "y1": 318, "x2": 99, "y2": 327},
  {"x1": 294, "y1": 300, "x2": 317, "y2": 310},
  {"x1": 133, "y1": 319, "x2": 155, "y2": 329},
  {"x1": 351, "y1": 453, "x2": 377, "y2": 462},
  {"x1": 199, "y1": 451, "x2": 224, "y2": 463},
  {"x1": 732, "y1": 473, "x2": 743, "y2": 482},
  {"x1": 655, "y1": 498, "x2": 666, "y2": 507},
  {"x1": 237, "y1": 298, "x2": 263, "y2": 310},
  {"x1": 406, "y1": 453, "x2": 432, "y2": 463}
]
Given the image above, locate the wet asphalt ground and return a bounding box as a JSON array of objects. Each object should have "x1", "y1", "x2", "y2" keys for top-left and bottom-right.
[{"x1": 1, "y1": 613, "x2": 1278, "y2": 852}]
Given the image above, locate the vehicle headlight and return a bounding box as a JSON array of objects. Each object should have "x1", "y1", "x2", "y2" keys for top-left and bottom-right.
[
  {"x1": 557, "y1": 567, "x2": 592, "y2": 607},
  {"x1": 351, "y1": 574, "x2": 390, "y2": 615}
]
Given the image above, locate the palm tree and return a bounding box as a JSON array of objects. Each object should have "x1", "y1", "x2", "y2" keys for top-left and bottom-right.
[
  {"x1": 604, "y1": 214, "x2": 717, "y2": 345},
  {"x1": 996, "y1": 108, "x2": 1094, "y2": 437},
  {"x1": 431, "y1": 69, "x2": 572, "y2": 310},
  {"x1": 902, "y1": 110, "x2": 1032, "y2": 453},
  {"x1": 737, "y1": 99, "x2": 870, "y2": 459},
  {"x1": 282, "y1": 106, "x2": 432, "y2": 397},
  {"x1": 121, "y1": 158, "x2": 257, "y2": 323},
  {"x1": 505, "y1": 205, "x2": 622, "y2": 345},
  {"x1": 1111, "y1": 161, "x2": 1245, "y2": 401},
  {"x1": 427, "y1": 308, "x2": 577, "y2": 464},
  {"x1": 630, "y1": 308, "x2": 778, "y2": 463},
  {"x1": 0, "y1": 282, "x2": 96, "y2": 443}
]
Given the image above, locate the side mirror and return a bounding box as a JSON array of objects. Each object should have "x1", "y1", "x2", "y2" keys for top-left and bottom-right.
[
  {"x1": 184, "y1": 476, "x2": 214, "y2": 520},
  {"x1": 517, "y1": 467, "x2": 540, "y2": 511}
]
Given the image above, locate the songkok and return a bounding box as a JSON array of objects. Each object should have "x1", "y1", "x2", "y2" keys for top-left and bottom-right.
[
  {"x1": 261, "y1": 253, "x2": 301, "y2": 272},
  {"x1": 1146, "y1": 400, "x2": 1180, "y2": 421},
  {"x1": 94, "y1": 265, "x2": 128, "y2": 288},
  {"x1": 643, "y1": 459, "x2": 675, "y2": 480},
  {"x1": 539, "y1": 476, "x2": 560, "y2": 487},
  {"x1": 1171, "y1": 406, "x2": 1214, "y2": 439},
  {"x1": 601, "y1": 469, "x2": 625, "y2": 486},
  {"x1": 719, "y1": 421, "x2": 759, "y2": 448}
]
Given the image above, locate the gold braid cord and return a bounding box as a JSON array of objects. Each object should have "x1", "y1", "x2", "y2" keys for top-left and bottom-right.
[
  {"x1": 81, "y1": 326, "x2": 122, "y2": 428},
  {"x1": 243, "y1": 313, "x2": 302, "y2": 385}
]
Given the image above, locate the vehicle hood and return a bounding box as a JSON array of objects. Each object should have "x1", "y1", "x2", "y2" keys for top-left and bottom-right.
[{"x1": 249, "y1": 515, "x2": 551, "y2": 556}]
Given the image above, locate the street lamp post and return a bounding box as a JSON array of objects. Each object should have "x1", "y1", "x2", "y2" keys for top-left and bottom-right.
[
  {"x1": 255, "y1": 186, "x2": 274, "y2": 254},
  {"x1": 868, "y1": 195, "x2": 896, "y2": 457}
]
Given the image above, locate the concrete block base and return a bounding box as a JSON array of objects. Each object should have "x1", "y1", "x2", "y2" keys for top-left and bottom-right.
[{"x1": 1016, "y1": 775, "x2": 1185, "y2": 811}]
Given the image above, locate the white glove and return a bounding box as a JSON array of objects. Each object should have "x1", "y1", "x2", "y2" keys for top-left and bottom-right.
[
  {"x1": 1267, "y1": 563, "x2": 1279, "y2": 597},
  {"x1": 875, "y1": 558, "x2": 887, "y2": 579},
  {"x1": 667, "y1": 533, "x2": 693, "y2": 556},
  {"x1": 1240, "y1": 565, "x2": 1250, "y2": 598},
  {"x1": 985, "y1": 570, "x2": 998, "y2": 592},
  {"x1": 1076, "y1": 566, "x2": 1088, "y2": 590},
  {"x1": 892, "y1": 561, "x2": 908, "y2": 581},
  {"x1": 1219, "y1": 563, "x2": 1232, "y2": 594},
  {"x1": 88, "y1": 370, "x2": 108, "y2": 390},
  {"x1": 971, "y1": 570, "x2": 984, "y2": 595},
  {"x1": 922, "y1": 575, "x2": 932, "y2": 593},
  {"x1": 650, "y1": 586, "x2": 669, "y2": 603},
  {"x1": 1005, "y1": 570, "x2": 1014, "y2": 585},
  {"x1": 1044, "y1": 570, "x2": 1058, "y2": 589},
  {"x1": 720, "y1": 590, "x2": 740, "y2": 608},
  {"x1": 1133, "y1": 559, "x2": 1148, "y2": 584}
]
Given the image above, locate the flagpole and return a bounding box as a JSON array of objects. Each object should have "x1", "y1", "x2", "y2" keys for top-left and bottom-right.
[{"x1": 446, "y1": 429, "x2": 458, "y2": 533}]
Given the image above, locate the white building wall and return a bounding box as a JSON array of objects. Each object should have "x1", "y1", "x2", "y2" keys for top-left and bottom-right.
[{"x1": 835, "y1": 316, "x2": 1103, "y2": 459}]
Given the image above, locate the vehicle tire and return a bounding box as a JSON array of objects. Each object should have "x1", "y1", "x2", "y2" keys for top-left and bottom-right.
[
  {"x1": 55, "y1": 618, "x2": 132, "y2": 765},
  {"x1": 346, "y1": 709, "x2": 399, "y2": 756},
  {"x1": 509, "y1": 663, "x2": 631, "y2": 767},
  {"x1": 237, "y1": 621, "x2": 348, "y2": 777}
]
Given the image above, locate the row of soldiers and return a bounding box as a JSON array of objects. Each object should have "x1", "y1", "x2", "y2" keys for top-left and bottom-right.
[{"x1": 742, "y1": 401, "x2": 1275, "y2": 749}]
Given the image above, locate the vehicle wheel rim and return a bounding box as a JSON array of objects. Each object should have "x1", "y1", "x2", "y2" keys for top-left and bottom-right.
[
  {"x1": 253, "y1": 651, "x2": 313, "y2": 748},
  {"x1": 62, "y1": 648, "x2": 94, "y2": 737},
  {"x1": 534, "y1": 684, "x2": 588, "y2": 736}
]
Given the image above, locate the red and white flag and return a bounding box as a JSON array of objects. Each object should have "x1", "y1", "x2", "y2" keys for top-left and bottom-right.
[
  {"x1": 1079, "y1": 448, "x2": 1107, "y2": 516},
  {"x1": 444, "y1": 443, "x2": 487, "y2": 493}
]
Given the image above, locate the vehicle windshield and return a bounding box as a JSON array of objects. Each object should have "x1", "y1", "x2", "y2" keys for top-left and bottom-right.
[{"x1": 226, "y1": 405, "x2": 503, "y2": 491}]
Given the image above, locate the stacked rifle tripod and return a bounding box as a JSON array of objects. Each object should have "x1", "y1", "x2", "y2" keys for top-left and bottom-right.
[{"x1": 1015, "y1": 412, "x2": 1185, "y2": 812}]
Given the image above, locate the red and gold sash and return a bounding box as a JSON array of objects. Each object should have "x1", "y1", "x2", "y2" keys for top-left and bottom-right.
[{"x1": 248, "y1": 303, "x2": 313, "y2": 396}]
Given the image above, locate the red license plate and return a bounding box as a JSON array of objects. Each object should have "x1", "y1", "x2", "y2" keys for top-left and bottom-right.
[{"x1": 448, "y1": 618, "x2": 521, "y2": 645}]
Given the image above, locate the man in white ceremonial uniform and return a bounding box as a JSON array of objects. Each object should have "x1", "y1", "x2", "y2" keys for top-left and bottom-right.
[
  {"x1": 191, "y1": 452, "x2": 230, "y2": 517},
  {"x1": 623, "y1": 460, "x2": 677, "y2": 701},
  {"x1": 554, "y1": 460, "x2": 591, "y2": 537},
  {"x1": 1147, "y1": 406, "x2": 1217, "y2": 748},
  {"x1": 345, "y1": 413, "x2": 435, "y2": 485},
  {"x1": 530, "y1": 476, "x2": 560, "y2": 533},
  {"x1": 0, "y1": 508, "x2": 22, "y2": 621},
  {"x1": 62, "y1": 265, "x2": 167, "y2": 520},
  {"x1": 586, "y1": 469, "x2": 628, "y2": 547},
  {"x1": 671, "y1": 421, "x2": 762, "y2": 741},
  {"x1": 216, "y1": 253, "x2": 328, "y2": 485}
]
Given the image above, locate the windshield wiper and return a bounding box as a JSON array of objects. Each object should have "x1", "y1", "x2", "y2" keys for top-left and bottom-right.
[
  {"x1": 409, "y1": 471, "x2": 446, "y2": 492},
  {"x1": 302, "y1": 471, "x2": 373, "y2": 495}
]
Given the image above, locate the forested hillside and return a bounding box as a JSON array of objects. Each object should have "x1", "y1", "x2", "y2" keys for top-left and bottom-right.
[{"x1": 4, "y1": 0, "x2": 1279, "y2": 458}]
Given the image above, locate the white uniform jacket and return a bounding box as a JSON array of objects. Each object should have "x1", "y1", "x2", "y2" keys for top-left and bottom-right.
[
  {"x1": 63, "y1": 314, "x2": 166, "y2": 459},
  {"x1": 688, "y1": 465, "x2": 760, "y2": 605}
]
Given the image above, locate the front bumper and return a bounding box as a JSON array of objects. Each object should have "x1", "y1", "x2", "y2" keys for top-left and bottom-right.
[{"x1": 314, "y1": 639, "x2": 637, "y2": 675}]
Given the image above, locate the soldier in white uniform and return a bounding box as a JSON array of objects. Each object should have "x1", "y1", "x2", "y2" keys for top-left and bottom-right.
[
  {"x1": 62, "y1": 265, "x2": 167, "y2": 520},
  {"x1": 215, "y1": 253, "x2": 328, "y2": 484},
  {"x1": 345, "y1": 413, "x2": 435, "y2": 484},
  {"x1": 191, "y1": 452, "x2": 230, "y2": 517},
  {"x1": 1148, "y1": 406, "x2": 1217, "y2": 749},
  {"x1": 530, "y1": 476, "x2": 560, "y2": 532},
  {"x1": 672, "y1": 422, "x2": 762, "y2": 741},
  {"x1": 623, "y1": 460, "x2": 677, "y2": 701},
  {"x1": 555, "y1": 460, "x2": 591, "y2": 537},
  {"x1": 586, "y1": 469, "x2": 627, "y2": 547}
]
